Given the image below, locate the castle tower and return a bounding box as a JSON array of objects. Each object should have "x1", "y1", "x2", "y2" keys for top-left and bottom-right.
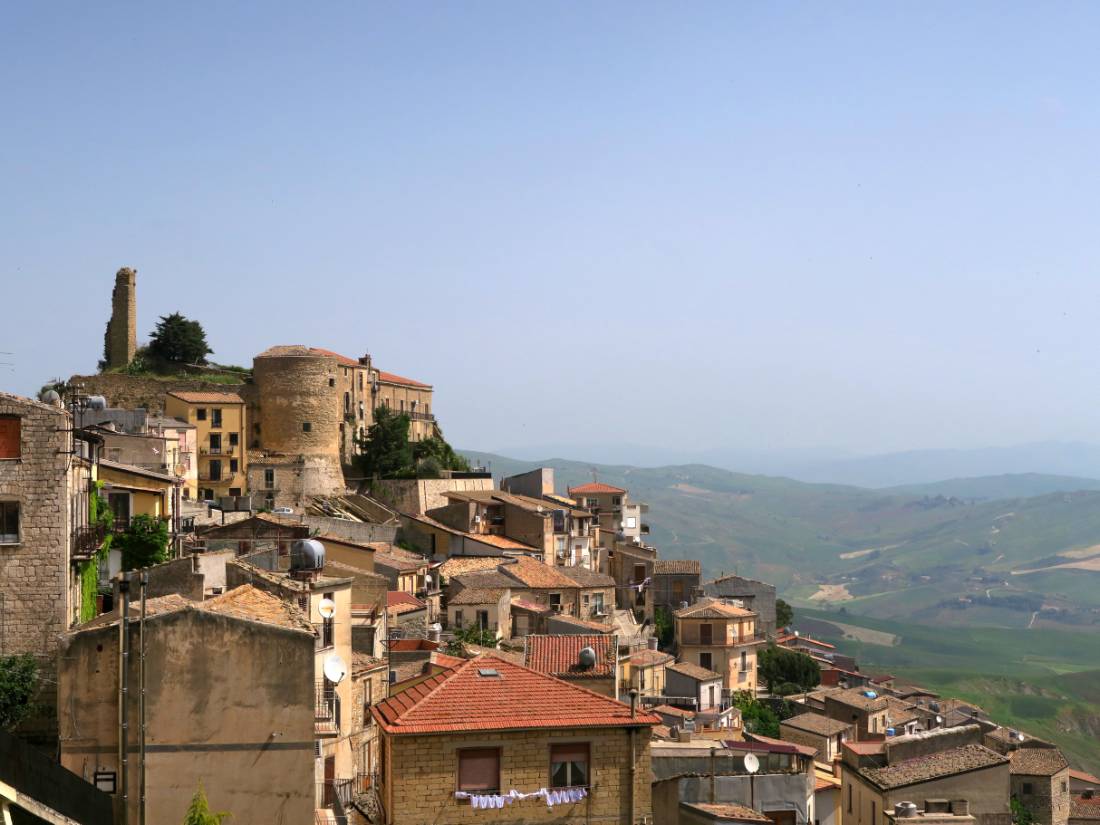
[{"x1": 105, "y1": 267, "x2": 137, "y2": 368}]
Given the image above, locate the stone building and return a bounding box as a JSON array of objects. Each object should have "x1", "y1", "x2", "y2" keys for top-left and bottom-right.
[
  {"x1": 702, "y1": 575, "x2": 779, "y2": 638},
  {"x1": 1010, "y1": 748, "x2": 1071, "y2": 825},
  {"x1": 674, "y1": 597, "x2": 764, "y2": 694},
  {"x1": 0, "y1": 392, "x2": 104, "y2": 736},
  {"x1": 58, "y1": 586, "x2": 316, "y2": 824},
  {"x1": 104, "y1": 267, "x2": 137, "y2": 369},
  {"x1": 651, "y1": 558, "x2": 702, "y2": 616},
  {"x1": 371, "y1": 654, "x2": 658, "y2": 824},
  {"x1": 824, "y1": 687, "x2": 890, "y2": 741}
]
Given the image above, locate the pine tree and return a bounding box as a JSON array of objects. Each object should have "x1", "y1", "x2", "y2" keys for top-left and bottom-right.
[
  {"x1": 148, "y1": 312, "x2": 213, "y2": 365},
  {"x1": 182, "y1": 783, "x2": 229, "y2": 825}
]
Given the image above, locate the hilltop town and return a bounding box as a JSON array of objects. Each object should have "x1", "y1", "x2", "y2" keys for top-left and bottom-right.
[{"x1": 2, "y1": 271, "x2": 1098, "y2": 825}]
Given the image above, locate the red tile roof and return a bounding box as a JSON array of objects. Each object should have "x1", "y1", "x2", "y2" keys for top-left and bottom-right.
[
  {"x1": 387, "y1": 638, "x2": 439, "y2": 652},
  {"x1": 777, "y1": 633, "x2": 836, "y2": 650},
  {"x1": 568, "y1": 482, "x2": 627, "y2": 495},
  {"x1": 254, "y1": 346, "x2": 430, "y2": 386},
  {"x1": 524, "y1": 634, "x2": 616, "y2": 679},
  {"x1": 386, "y1": 591, "x2": 426, "y2": 615},
  {"x1": 377, "y1": 369, "x2": 431, "y2": 389},
  {"x1": 372, "y1": 655, "x2": 659, "y2": 735},
  {"x1": 166, "y1": 390, "x2": 244, "y2": 404}
]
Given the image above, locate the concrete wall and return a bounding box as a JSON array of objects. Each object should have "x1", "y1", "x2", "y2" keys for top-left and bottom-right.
[
  {"x1": 248, "y1": 455, "x2": 347, "y2": 508},
  {"x1": 58, "y1": 609, "x2": 315, "y2": 825},
  {"x1": 127, "y1": 556, "x2": 204, "y2": 601},
  {"x1": 300, "y1": 515, "x2": 396, "y2": 544},
  {"x1": 500, "y1": 468, "x2": 554, "y2": 499},
  {"x1": 843, "y1": 762, "x2": 1011, "y2": 825},
  {"x1": 381, "y1": 725, "x2": 652, "y2": 825},
  {"x1": 653, "y1": 771, "x2": 815, "y2": 825}
]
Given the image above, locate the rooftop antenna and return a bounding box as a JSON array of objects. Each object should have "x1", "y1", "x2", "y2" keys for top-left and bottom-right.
[{"x1": 590, "y1": 467, "x2": 598, "y2": 483}]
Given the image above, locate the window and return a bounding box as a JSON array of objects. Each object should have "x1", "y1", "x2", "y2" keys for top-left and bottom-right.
[
  {"x1": 229, "y1": 432, "x2": 239, "y2": 447},
  {"x1": 633, "y1": 563, "x2": 646, "y2": 583},
  {"x1": 847, "y1": 783, "x2": 852, "y2": 814},
  {"x1": 1062, "y1": 780, "x2": 1068, "y2": 793},
  {"x1": 639, "y1": 668, "x2": 646, "y2": 689},
  {"x1": 321, "y1": 592, "x2": 335, "y2": 647},
  {"x1": 625, "y1": 516, "x2": 637, "y2": 529},
  {"x1": 264, "y1": 468, "x2": 275, "y2": 487},
  {"x1": 1022, "y1": 782, "x2": 1034, "y2": 795},
  {"x1": 740, "y1": 650, "x2": 748, "y2": 672},
  {"x1": 108, "y1": 492, "x2": 131, "y2": 526},
  {"x1": 612, "y1": 496, "x2": 622, "y2": 506},
  {"x1": 458, "y1": 748, "x2": 500, "y2": 793},
  {"x1": 302, "y1": 422, "x2": 312, "y2": 433},
  {"x1": 555, "y1": 536, "x2": 567, "y2": 553},
  {"x1": 592, "y1": 593, "x2": 605, "y2": 614},
  {"x1": 700, "y1": 623, "x2": 713, "y2": 645},
  {"x1": 358, "y1": 373, "x2": 363, "y2": 390},
  {"x1": 548, "y1": 593, "x2": 561, "y2": 611},
  {"x1": 0, "y1": 501, "x2": 20, "y2": 544},
  {"x1": 209, "y1": 433, "x2": 222, "y2": 452},
  {"x1": 93, "y1": 771, "x2": 117, "y2": 794},
  {"x1": 699, "y1": 652, "x2": 713, "y2": 670},
  {"x1": 708, "y1": 685, "x2": 716, "y2": 707},
  {"x1": 550, "y1": 743, "x2": 588, "y2": 788},
  {"x1": 196, "y1": 408, "x2": 207, "y2": 421},
  {"x1": 229, "y1": 458, "x2": 238, "y2": 473},
  {"x1": 871, "y1": 801, "x2": 876, "y2": 825},
  {"x1": 211, "y1": 409, "x2": 222, "y2": 428},
  {"x1": 585, "y1": 498, "x2": 598, "y2": 508},
  {"x1": 673, "y1": 580, "x2": 684, "y2": 601},
  {"x1": 208, "y1": 460, "x2": 222, "y2": 481},
  {"x1": 476, "y1": 610, "x2": 490, "y2": 630},
  {"x1": 344, "y1": 392, "x2": 350, "y2": 413},
  {"x1": 228, "y1": 487, "x2": 241, "y2": 497},
  {"x1": 329, "y1": 378, "x2": 336, "y2": 387},
  {"x1": 454, "y1": 610, "x2": 464, "y2": 628},
  {"x1": 0, "y1": 417, "x2": 20, "y2": 459}
]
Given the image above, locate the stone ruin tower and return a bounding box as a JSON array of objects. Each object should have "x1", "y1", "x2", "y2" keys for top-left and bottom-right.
[{"x1": 104, "y1": 267, "x2": 137, "y2": 368}]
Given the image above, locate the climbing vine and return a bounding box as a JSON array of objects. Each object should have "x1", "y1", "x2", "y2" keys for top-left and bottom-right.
[{"x1": 79, "y1": 483, "x2": 114, "y2": 622}]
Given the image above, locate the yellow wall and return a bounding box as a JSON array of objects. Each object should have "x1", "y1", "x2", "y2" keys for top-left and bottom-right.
[{"x1": 164, "y1": 395, "x2": 248, "y2": 498}]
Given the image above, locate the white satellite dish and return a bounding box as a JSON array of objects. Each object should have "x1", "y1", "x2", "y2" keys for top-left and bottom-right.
[
  {"x1": 323, "y1": 653, "x2": 347, "y2": 685},
  {"x1": 318, "y1": 598, "x2": 336, "y2": 619},
  {"x1": 743, "y1": 753, "x2": 760, "y2": 774},
  {"x1": 935, "y1": 715, "x2": 944, "y2": 725}
]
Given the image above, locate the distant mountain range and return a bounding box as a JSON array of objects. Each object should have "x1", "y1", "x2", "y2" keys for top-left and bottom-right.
[
  {"x1": 489, "y1": 441, "x2": 1100, "y2": 489},
  {"x1": 460, "y1": 449, "x2": 1100, "y2": 631}
]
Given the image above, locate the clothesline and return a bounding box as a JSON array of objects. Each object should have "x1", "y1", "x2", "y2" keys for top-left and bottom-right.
[{"x1": 455, "y1": 786, "x2": 588, "y2": 809}]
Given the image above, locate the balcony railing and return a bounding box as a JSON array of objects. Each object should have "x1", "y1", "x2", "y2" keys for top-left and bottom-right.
[
  {"x1": 71, "y1": 523, "x2": 108, "y2": 562},
  {"x1": 316, "y1": 684, "x2": 340, "y2": 736},
  {"x1": 318, "y1": 777, "x2": 354, "y2": 809},
  {"x1": 407, "y1": 411, "x2": 435, "y2": 422}
]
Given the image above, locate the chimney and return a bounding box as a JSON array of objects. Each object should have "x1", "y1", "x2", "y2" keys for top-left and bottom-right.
[
  {"x1": 648, "y1": 637, "x2": 659, "y2": 651},
  {"x1": 630, "y1": 689, "x2": 639, "y2": 720}
]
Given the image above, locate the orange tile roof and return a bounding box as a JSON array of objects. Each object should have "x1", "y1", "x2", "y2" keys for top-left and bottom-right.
[
  {"x1": 388, "y1": 638, "x2": 440, "y2": 652},
  {"x1": 166, "y1": 390, "x2": 244, "y2": 404},
  {"x1": 510, "y1": 596, "x2": 550, "y2": 613},
  {"x1": 468, "y1": 533, "x2": 537, "y2": 551},
  {"x1": 682, "y1": 803, "x2": 771, "y2": 823},
  {"x1": 524, "y1": 635, "x2": 616, "y2": 679},
  {"x1": 386, "y1": 591, "x2": 426, "y2": 615},
  {"x1": 652, "y1": 704, "x2": 696, "y2": 718},
  {"x1": 431, "y1": 652, "x2": 466, "y2": 669},
  {"x1": 377, "y1": 369, "x2": 431, "y2": 389},
  {"x1": 568, "y1": 482, "x2": 627, "y2": 495},
  {"x1": 777, "y1": 633, "x2": 836, "y2": 650},
  {"x1": 629, "y1": 649, "x2": 675, "y2": 667},
  {"x1": 549, "y1": 614, "x2": 615, "y2": 633},
  {"x1": 372, "y1": 655, "x2": 658, "y2": 735},
  {"x1": 674, "y1": 597, "x2": 756, "y2": 619},
  {"x1": 502, "y1": 555, "x2": 579, "y2": 589}
]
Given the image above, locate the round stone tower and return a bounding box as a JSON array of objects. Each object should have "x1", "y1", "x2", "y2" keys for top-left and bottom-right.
[
  {"x1": 253, "y1": 346, "x2": 342, "y2": 457},
  {"x1": 105, "y1": 267, "x2": 137, "y2": 368}
]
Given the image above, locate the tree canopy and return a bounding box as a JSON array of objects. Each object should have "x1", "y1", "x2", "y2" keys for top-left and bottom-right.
[
  {"x1": 116, "y1": 515, "x2": 170, "y2": 571},
  {"x1": 758, "y1": 644, "x2": 820, "y2": 695},
  {"x1": 0, "y1": 654, "x2": 38, "y2": 730},
  {"x1": 182, "y1": 783, "x2": 230, "y2": 825},
  {"x1": 732, "y1": 691, "x2": 781, "y2": 737},
  {"x1": 775, "y1": 598, "x2": 793, "y2": 630},
  {"x1": 148, "y1": 312, "x2": 213, "y2": 366},
  {"x1": 357, "y1": 408, "x2": 469, "y2": 479}
]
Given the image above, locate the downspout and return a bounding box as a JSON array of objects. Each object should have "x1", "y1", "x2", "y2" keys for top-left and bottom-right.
[{"x1": 118, "y1": 574, "x2": 131, "y2": 825}]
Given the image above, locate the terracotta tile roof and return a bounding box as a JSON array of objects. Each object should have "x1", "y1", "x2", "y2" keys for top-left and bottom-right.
[
  {"x1": 629, "y1": 649, "x2": 675, "y2": 667},
  {"x1": 431, "y1": 652, "x2": 466, "y2": 669},
  {"x1": 448, "y1": 587, "x2": 508, "y2": 606},
  {"x1": 466, "y1": 533, "x2": 536, "y2": 551},
  {"x1": 510, "y1": 596, "x2": 550, "y2": 613},
  {"x1": 653, "y1": 724, "x2": 673, "y2": 739},
  {"x1": 567, "y1": 482, "x2": 627, "y2": 495},
  {"x1": 166, "y1": 390, "x2": 244, "y2": 404},
  {"x1": 884, "y1": 697, "x2": 921, "y2": 727},
  {"x1": 524, "y1": 635, "x2": 616, "y2": 679},
  {"x1": 681, "y1": 803, "x2": 772, "y2": 823},
  {"x1": 443, "y1": 490, "x2": 590, "y2": 518},
  {"x1": 352, "y1": 653, "x2": 386, "y2": 674},
  {"x1": 746, "y1": 732, "x2": 817, "y2": 758},
  {"x1": 439, "y1": 556, "x2": 506, "y2": 579},
  {"x1": 98, "y1": 458, "x2": 180, "y2": 484},
  {"x1": 1010, "y1": 747, "x2": 1070, "y2": 776},
  {"x1": 372, "y1": 654, "x2": 659, "y2": 735},
  {"x1": 1071, "y1": 797, "x2": 1100, "y2": 820},
  {"x1": 388, "y1": 639, "x2": 439, "y2": 652},
  {"x1": 374, "y1": 548, "x2": 428, "y2": 572},
  {"x1": 502, "y1": 556, "x2": 581, "y2": 589},
  {"x1": 843, "y1": 740, "x2": 885, "y2": 757},
  {"x1": 674, "y1": 597, "x2": 756, "y2": 619},
  {"x1": 1070, "y1": 769, "x2": 1100, "y2": 785},
  {"x1": 776, "y1": 633, "x2": 836, "y2": 650},
  {"x1": 376, "y1": 370, "x2": 430, "y2": 389},
  {"x1": 462, "y1": 644, "x2": 525, "y2": 665},
  {"x1": 559, "y1": 565, "x2": 615, "y2": 588},
  {"x1": 200, "y1": 585, "x2": 316, "y2": 632},
  {"x1": 386, "y1": 591, "x2": 426, "y2": 615},
  {"x1": 666, "y1": 660, "x2": 723, "y2": 681},
  {"x1": 826, "y1": 688, "x2": 888, "y2": 712},
  {"x1": 781, "y1": 712, "x2": 852, "y2": 736},
  {"x1": 653, "y1": 559, "x2": 702, "y2": 575},
  {"x1": 861, "y1": 744, "x2": 1008, "y2": 790},
  {"x1": 548, "y1": 614, "x2": 615, "y2": 633},
  {"x1": 653, "y1": 704, "x2": 696, "y2": 719}
]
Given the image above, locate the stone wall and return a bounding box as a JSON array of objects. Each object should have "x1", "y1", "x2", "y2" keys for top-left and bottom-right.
[
  {"x1": 702, "y1": 575, "x2": 778, "y2": 637},
  {"x1": 0, "y1": 394, "x2": 72, "y2": 704},
  {"x1": 69, "y1": 373, "x2": 250, "y2": 414},
  {"x1": 383, "y1": 725, "x2": 652, "y2": 824},
  {"x1": 106, "y1": 267, "x2": 137, "y2": 369},
  {"x1": 253, "y1": 352, "x2": 341, "y2": 457},
  {"x1": 370, "y1": 477, "x2": 495, "y2": 516}
]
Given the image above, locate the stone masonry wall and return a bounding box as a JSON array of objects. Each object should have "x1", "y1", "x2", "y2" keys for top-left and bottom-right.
[
  {"x1": 0, "y1": 395, "x2": 71, "y2": 703},
  {"x1": 106, "y1": 267, "x2": 137, "y2": 369},
  {"x1": 68, "y1": 373, "x2": 249, "y2": 414},
  {"x1": 385, "y1": 725, "x2": 652, "y2": 824}
]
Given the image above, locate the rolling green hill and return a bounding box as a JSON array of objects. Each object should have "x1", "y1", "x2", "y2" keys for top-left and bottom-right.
[
  {"x1": 886, "y1": 473, "x2": 1100, "y2": 500},
  {"x1": 461, "y1": 451, "x2": 1100, "y2": 628}
]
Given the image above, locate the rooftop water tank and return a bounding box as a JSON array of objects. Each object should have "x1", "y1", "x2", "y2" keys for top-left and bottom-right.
[
  {"x1": 578, "y1": 646, "x2": 597, "y2": 669},
  {"x1": 290, "y1": 539, "x2": 325, "y2": 572}
]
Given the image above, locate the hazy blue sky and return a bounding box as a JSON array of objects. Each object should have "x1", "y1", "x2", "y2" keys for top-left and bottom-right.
[{"x1": 4, "y1": 2, "x2": 1100, "y2": 456}]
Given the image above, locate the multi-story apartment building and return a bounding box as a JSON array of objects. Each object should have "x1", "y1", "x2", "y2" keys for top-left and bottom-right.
[
  {"x1": 674, "y1": 597, "x2": 764, "y2": 694},
  {"x1": 77, "y1": 406, "x2": 196, "y2": 498},
  {"x1": 0, "y1": 392, "x2": 105, "y2": 738},
  {"x1": 164, "y1": 391, "x2": 248, "y2": 501}
]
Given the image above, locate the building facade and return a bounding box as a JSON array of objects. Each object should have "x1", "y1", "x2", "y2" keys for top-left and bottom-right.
[
  {"x1": 674, "y1": 598, "x2": 764, "y2": 694},
  {"x1": 164, "y1": 391, "x2": 248, "y2": 501}
]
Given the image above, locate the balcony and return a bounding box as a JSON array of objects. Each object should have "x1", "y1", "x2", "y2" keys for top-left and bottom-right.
[
  {"x1": 316, "y1": 683, "x2": 341, "y2": 737},
  {"x1": 71, "y1": 523, "x2": 108, "y2": 563},
  {"x1": 318, "y1": 777, "x2": 354, "y2": 809},
  {"x1": 407, "y1": 410, "x2": 435, "y2": 422},
  {"x1": 681, "y1": 631, "x2": 767, "y2": 647}
]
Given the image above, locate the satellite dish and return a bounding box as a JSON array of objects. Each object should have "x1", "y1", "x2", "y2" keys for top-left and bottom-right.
[
  {"x1": 743, "y1": 753, "x2": 760, "y2": 774},
  {"x1": 323, "y1": 653, "x2": 347, "y2": 684},
  {"x1": 318, "y1": 598, "x2": 336, "y2": 619},
  {"x1": 935, "y1": 715, "x2": 944, "y2": 725}
]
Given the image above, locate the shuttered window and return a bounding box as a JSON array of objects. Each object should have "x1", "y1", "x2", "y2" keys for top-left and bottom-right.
[
  {"x1": 458, "y1": 748, "x2": 500, "y2": 792},
  {"x1": 0, "y1": 501, "x2": 19, "y2": 544},
  {"x1": 0, "y1": 418, "x2": 20, "y2": 459},
  {"x1": 550, "y1": 743, "x2": 589, "y2": 788}
]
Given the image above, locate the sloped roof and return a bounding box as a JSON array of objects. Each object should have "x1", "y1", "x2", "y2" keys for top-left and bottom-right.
[
  {"x1": 1010, "y1": 747, "x2": 1070, "y2": 776},
  {"x1": 666, "y1": 661, "x2": 723, "y2": 681},
  {"x1": 372, "y1": 655, "x2": 659, "y2": 735},
  {"x1": 681, "y1": 803, "x2": 771, "y2": 823},
  {"x1": 860, "y1": 744, "x2": 1007, "y2": 790},
  {"x1": 376, "y1": 369, "x2": 431, "y2": 389},
  {"x1": 1071, "y1": 797, "x2": 1100, "y2": 821},
  {"x1": 567, "y1": 482, "x2": 626, "y2": 495},
  {"x1": 386, "y1": 591, "x2": 426, "y2": 614},
  {"x1": 559, "y1": 564, "x2": 615, "y2": 588},
  {"x1": 826, "y1": 687, "x2": 888, "y2": 712},
  {"x1": 629, "y1": 649, "x2": 674, "y2": 667},
  {"x1": 501, "y1": 556, "x2": 580, "y2": 589},
  {"x1": 548, "y1": 614, "x2": 615, "y2": 633},
  {"x1": 166, "y1": 390, "x2": 244, "y2": 404},
  {"x1": 781, "y1": 712, "x2": 852, "y2": 736},
  {"x1": 674, "y1": 597, "x2": 755, "y2": 619},
  {"x1": 448, "y1": 587, "x2": 508, "y2": 606},
  {"x1": 439, "y1": 556, "x2": 506, "y2": 579},
  {"x1": 524, "y1": 634, "x2": 616, "y2": 679}
]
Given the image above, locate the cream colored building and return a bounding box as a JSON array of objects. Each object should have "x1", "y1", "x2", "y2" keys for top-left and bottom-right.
[
  {"x1": 165, "y1": 391, "x2": 248, "y2": 501},
  {"x1": 674, "y1": 598, "x2": 764, "y2": 694}
]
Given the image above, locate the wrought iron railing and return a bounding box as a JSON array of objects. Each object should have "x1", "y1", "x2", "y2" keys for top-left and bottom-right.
[{"x1": 71, "y1": 523, "x2": 107, "y2": 561}]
